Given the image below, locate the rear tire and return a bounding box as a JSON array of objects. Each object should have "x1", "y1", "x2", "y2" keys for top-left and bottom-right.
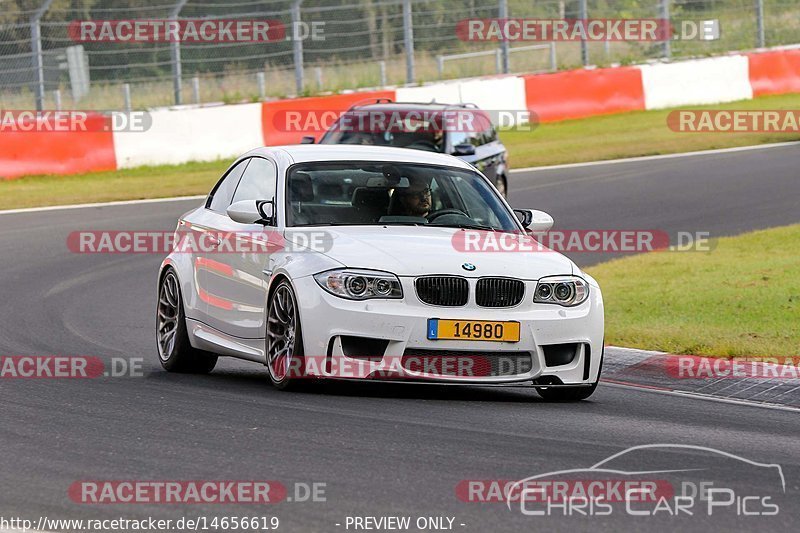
[
  {"x1": 156, "y1": 269, "x2": 218, "y2": 374},
  {"x1": 495, "y1": 175, "x2": 508, "y2": 198},
  {"x1": 266, "y1": 280, "x2": 306, "y2": 391}
]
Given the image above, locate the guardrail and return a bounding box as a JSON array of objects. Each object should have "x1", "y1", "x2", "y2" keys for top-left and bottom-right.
[{"x1": 436, "y1": 43, "x2": 557, "y2": 78}]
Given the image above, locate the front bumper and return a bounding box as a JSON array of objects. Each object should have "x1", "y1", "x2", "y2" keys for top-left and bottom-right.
[{"x1": 292, "y1": 275, "x2": 604, "y2": 385}]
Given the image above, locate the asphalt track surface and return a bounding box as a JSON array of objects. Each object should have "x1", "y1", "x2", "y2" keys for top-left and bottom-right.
[{"x1": 1, "y1": 144, "x2": 799, "y2": 532}]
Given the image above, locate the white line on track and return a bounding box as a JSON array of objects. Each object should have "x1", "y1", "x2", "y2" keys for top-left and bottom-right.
[
  {"x1": 509, "y1": 140, "x2": 800, "y2": 174},
  {"x1": 0, "y1": 195, "x2": 206, "y2": 216}
]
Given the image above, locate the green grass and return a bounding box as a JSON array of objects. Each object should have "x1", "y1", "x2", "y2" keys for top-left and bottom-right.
[
  {"x1": 2, "y1": 93, "x2": 800, "y2": 210},
  {"x1": 587, "y1": 224, "x2": 800, "y2": 358},
  {"x1": 0, "y1": 160, "x2": 230, "y2": 211},
  {"x1": 501, "y1": 93, "x2": 800, "y2": 168}
]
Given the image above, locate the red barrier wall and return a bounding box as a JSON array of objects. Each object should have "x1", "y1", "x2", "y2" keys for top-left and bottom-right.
[
  {"x1": 261, "y1": 90, "x2": 395, "y2": 146},
  {"x1": 524, "y1": 67, "x2": 645, "y2": 123},
  {"x1": 747, "y1": 50, "x2": 800, "y2": 97},
  {"x1": 0, "y1": 114, "x2": 117, "y2": 179}
]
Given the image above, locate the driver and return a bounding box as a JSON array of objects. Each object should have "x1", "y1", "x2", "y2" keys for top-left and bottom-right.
[{"x1": 391, "y1": 176, "x2": 432, "y2": 217}]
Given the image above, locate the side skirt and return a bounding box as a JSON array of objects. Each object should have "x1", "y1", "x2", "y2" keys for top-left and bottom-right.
[{"x1": 186, "y1": 318, "x2": 266, "y2": 364}]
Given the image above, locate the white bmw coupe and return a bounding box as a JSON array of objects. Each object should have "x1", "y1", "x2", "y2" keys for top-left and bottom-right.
[{"x1": 156, "y1": 145, "x2": 604, "y2": 401}]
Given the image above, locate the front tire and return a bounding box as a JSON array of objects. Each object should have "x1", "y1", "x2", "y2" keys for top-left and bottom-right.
[
  {"x1": 156, "y1": 269, "x2": 218, "y2": 374},
  {"x1": 266, "y1": 280, "x2": 306, "y2": 391}
]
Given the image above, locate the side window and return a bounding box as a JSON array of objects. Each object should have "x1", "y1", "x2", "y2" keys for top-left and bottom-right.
[
  {"x1": 208, "y1": 159, "x2": 249, "y2": 213},
  {"x1": 232, "y1": 157, "x2": 277, "y2": 204},
  {"x1": 448, "y1": 130, "x2": 480, "y2": 151},
  {"x1": 453, "y1": 176, "x2": 499, "y2": 226}
]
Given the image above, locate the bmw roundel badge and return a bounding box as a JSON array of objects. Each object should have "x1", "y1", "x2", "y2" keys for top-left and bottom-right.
[{"x1": 462, "y1": 263, "x2": 477, "y2": 271}]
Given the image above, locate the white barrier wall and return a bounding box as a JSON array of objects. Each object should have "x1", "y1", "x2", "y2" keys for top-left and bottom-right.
[
  {"x1": 396, "y1": 76, "x2": 528, "y2": 127},
  {"x1": 397, "y1": 76, "x2": 526, "y2": 111},
  {"x1": 396, "y1": 81, "x2": 463, "y2": 107},
  {"x1": 638, "y1": 55, "x2": 753, "y2": 110},
  {"x1": 113, "y1": 103, "x2": 263, "y2": 169}
]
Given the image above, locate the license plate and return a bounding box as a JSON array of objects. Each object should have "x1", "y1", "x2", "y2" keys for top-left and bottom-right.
[{"x1": 427, "y1": 319, "x2": 520, "y2": 342}]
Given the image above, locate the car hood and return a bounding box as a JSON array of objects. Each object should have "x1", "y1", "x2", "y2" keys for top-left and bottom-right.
[{"x1": 285, "y1": 226, "x2": 575, "y2": 279}]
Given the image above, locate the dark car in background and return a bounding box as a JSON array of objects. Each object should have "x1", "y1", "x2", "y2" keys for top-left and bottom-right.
[{"x1": 305, "y1": 100, "x2": 510, "y2": 197}]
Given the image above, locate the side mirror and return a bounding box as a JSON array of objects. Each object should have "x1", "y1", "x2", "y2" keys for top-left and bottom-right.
[
  {"x1": 227, "y1": 200, "x2": 274, "y2": 225},
  {"x1": 301, "y1": 135, "x2": 316, "y2": 144},
  {"x1": 514, "y1": 209, "x2": 553, "y2": 232},
  {"x1": 452, "y1": 143, "x2": 476, "y2": 156}
]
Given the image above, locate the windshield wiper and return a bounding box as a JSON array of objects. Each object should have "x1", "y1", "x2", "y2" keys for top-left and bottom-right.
[
  {"x1": 290, "y1": 222, "x2": 356, "y2": 227},
  {"x1": 437, "y1": 223, "x2": 498, "y2": 231}
]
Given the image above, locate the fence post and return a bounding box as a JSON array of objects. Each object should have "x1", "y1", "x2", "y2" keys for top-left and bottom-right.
[
  {"x1": 579, "y1": 0, "x2": 588, "y2": 66},
  {"x1": 170, "y1": 0, "x2": 188, "y2": 106},
  {"x1": 498, "y1": 0, "x2": 510, "y2": 73},
  {"x1": 756, "y1": 0, "x2": 765, "y2": 48},
  {"x1": 122, "y1": 83, "x2": 132, "y2": 112},
  {"x1": 30, "y1": 0, "x2": 55, "y2": 111},
  {"x1": 437, "y1": 55, "x2": 444, "y2": 78},
  {"x1": 379, "y1": 60, "x2": 387, "y2": 87},
  {"x1": 192, "y1": 76, "x2": 200, "y2": 104},
  {"x1": 291, "y1": 0, "x2": 305, "y2": 94},
  {"x1": 53, "y1": 89, "x2": 61, "y2": 111},
  {"x1": 495, "y1": 48, "x2": 502, "y2": 74},
  {"x1": 257, "y1": 72, "x2": 266, "y2": 100},
  {"x1": 402, "y1": 0, "x2": 415, "y2": 84},
  {"x1": 660, "y1": 0, "x2": 671, "y2": 59},
  {"x1": 314, "y1": 67, "x2": 323, "y2": 90},
  {"x1": 549, "y1": 42, "x2": 557, "y2": 71}
]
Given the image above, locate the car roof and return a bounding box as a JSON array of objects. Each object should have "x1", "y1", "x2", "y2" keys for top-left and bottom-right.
[{"x1": 245, "y1": 144, "x2": 476, "y2": 170}]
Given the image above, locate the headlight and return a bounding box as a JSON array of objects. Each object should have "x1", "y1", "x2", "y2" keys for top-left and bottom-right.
[
  {"x1": 314, "y1": 269, "x2": 403, "y2": 300},
  {"x1": 534, "y1": 275, "x2": 589, "y2": 307}
]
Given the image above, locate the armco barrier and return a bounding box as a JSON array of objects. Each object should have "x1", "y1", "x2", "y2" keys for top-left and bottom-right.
[
  {"x1": 0, "y1": 113, "x2": 116, "y2": 179},
  {"x1": 523, "y1": 67, "x2": 645, "y2": 122},
  {"x1": 639, "y1": 55, "x2": 753, "y2": 110},
  {"x1": 113, "y1": 103, "x2": 264, "y2": 169},
  {"x1": 747, "y1": 49, "x2": 800, "y2": 97},
  {"x1": 261, "y1": 90, "x2": 396, "y2": 146}
]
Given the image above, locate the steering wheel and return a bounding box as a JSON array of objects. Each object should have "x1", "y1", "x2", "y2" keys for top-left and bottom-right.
[{"x1": 427, "y1": 208, "x2": 470, "y2": 223}]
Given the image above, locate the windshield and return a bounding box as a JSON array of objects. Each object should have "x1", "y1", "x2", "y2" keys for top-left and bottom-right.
[
  {"x1": 285, "y1": 161, "x2": 519, "y2": 231},
  {"x1": 321, "y1": 129, "x2": 444, "y2": 152},
  {"x1": 319, "y1": 110, "x2": 445, "y2": 152}
]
